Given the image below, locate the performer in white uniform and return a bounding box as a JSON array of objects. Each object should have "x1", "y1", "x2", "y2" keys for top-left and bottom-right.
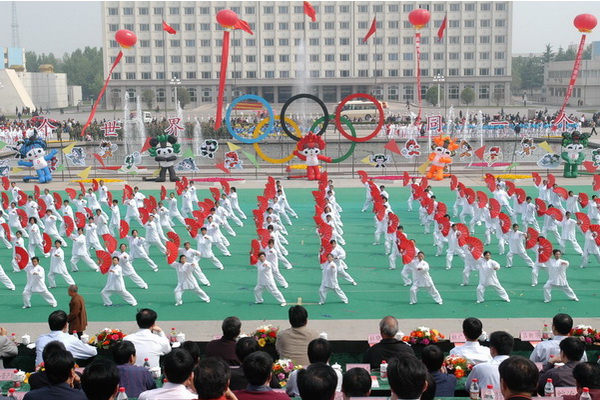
[
  {"x1": 541, "y1": 205, "x2": 561, "y2": 244},
  {"x1": 319, "y1": 253, "x2": 349, "y2": 305},
  {"x1": 204, "y1": 216, "x2": 231, "y2": 256},
  {"x1": 85, "y1": 217, "x2": 103, "y2": 251},
  {"x1": 8, "y1": 202, "x2": 28, "y2": 238},
  {"x1": 558, "y1": 212, "x2": 583, "y2": 255},
  {"x1": 69, "y1": 227, "x2": 100, "y2": 272},
  {"x1": 505, "y1": 224, "x2": 534, "y2": 268},
  {"x1": 178, "y1": 242, "x2": 211, "y2": 286},
  {"x1": 59, "y1": 200, "x2": 74, "y2": 237},
  {"x1": 27, "y1": 217, "x2": 48, "y2": 258},
  {"x1": 220, "y1": 194, "x2": 244, "y2": 227},
  {"x1": 143, "y1": 215, "x2": 167, "y2": 253},
  {"x1": 229, "y1": 187, "x2": 247, "y2": 220},
  {"x1": 11, "y1": 231, "x2": 25, "y2": 272},
  {"x1": 253, "y1": 252, "x2": 286, "y2": 306},
  {"x1": 42, "y1": 210, "x2": 67, "y2": 247},
  {"x1": 100, "y1": 257, "x2": 138, "y2": 307},
  {"x1": 94, "y1": 209, "x2": 110, "y2": 237},
  {"x1": 109, "y1": 199, "x2": 121, "y2": 235},
  {"x1": 167, "y1": 192, "x2": 187, "y2": 226},
  {"x1": 41, "y1": 189, "x2": 58, "y2": 215},
  {"x1": 521, "y1": 197, "x2": 540, "y2": 231},
  {"x1": 565, "y1": 191, "x2": 580, "y2": 214},
  {"x1": 361, "y1": 181, "x2": 374, "y2": 212},
  {"x1": 97, "y1": 180, "x2": 109, "y2": 206},
  {"x1": 10, "y1": 182, "x2": 21, "y2": 204},
  {"x1": 85, "y1": 188, "x2": 101, "y2": 212},
  {"x1": 262, "y1": 240, "x2": 289, "y2": 289},
  {"x1": 22, "y1": 257, "x2": 57, "y2": 308},
  {"x1": 543, "y1": 250, "x2": 579, "y2": 303},
  {"x1": 275, "y1": 181, "x2": 298, "y2": 218},
  {"x1": 157, "y1": 201, "x2": 175, "y2": 233},
  {"x1": 446, "y1": 224, "x2": 466, "y2": 270},
  {"x1": 0, "y1": 262, "x2": 15, "y2": 291},
  {"x1": 171, "y1": 255, "x2": 211, "y2": 306},
  {"x1": 124, "y1": 197, "x2": 143, "y2": 227},
  {"x1": 47, "y1": 240, "x2": 75, "y2": 288},
  {"x1": 127, "y1": 230, "x2": 159, "y2": 272},
  {"x1": 330, "y1": 240, "x2": 357, "y2": 285},
  {"x1": 113, "y1": 243, "x2": 148, "y2": 289},
  {"x1": 194, "y1": 227, "x2": 225, "y2": 270},
  {"x1": 580, "y1": 225, "x2": 600, "y2": 268},
  {"x1": 476, "y1": 251, "x2": 510, "y2": 303},
  {"x1": 493, "y1": 187, "x2": 514, "y2": 216},
  {"x1": 180, "y1": 187, "x2": 194, "y2": 218},
  {"x1": 409, "y1": 252, "x2": 443, "y2": 305}
]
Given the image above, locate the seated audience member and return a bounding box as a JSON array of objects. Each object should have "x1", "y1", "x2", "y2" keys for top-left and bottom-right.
[
  {"x1": 388, "y1": 356, "x2": 428, "y2": 400},
  {"x1": 24, "y1": 349, "x2": 87, "y2": 400},
  {"x1": 298, "y1": 363, "x2": 338, "y2": 400},
  {"x1": 498, "y1": 356, "x2": 539, "y2": 400},
  {"x1": 81, "y1": 358, "x2": 120, "y2": 400},
  {"x1": 123, "y1": 308, "x2": 171, "y2": 368},
  {"x1": 422, "y1": 345, "x2": 457, "y2": 397},
  {"x1": 565, "y1": 362, "x2": 600, "y2": 400},
  {"x1": 29, "y1": 341, "x2": 81, "y2": 390},
  {"x1": 342, "y1": 368, "x2": 372, "y2": 400},
  {"x1": 286, "y1": 338, "x2": 342, "y2": 397},
  {"x1": 530, "y1": 313, "x2": 588, "y2": 363},
  {"x1": 205, "y1": 316, "x2": 242, "y2": 365},
  {"x1": 276, "y1": 306, "x2": 320, "y2": 367},
  {"x1": 182, "y1": 340, "x2": 202, "y2": 366},
  {"x1": 537, "y1": 336, "x2": 586, "y2": 395},
  {"x1": 194, "y1": 357, "x2": 233, "y2": 400},
  {"x1": 113, "y1": 340, "x2": 156, "y2": 398},
  {"x1": 449, "y1": 317, "x2": 492, "y2": 365},
  {"x1": 138, "y1": 349, "x2": 196, "y2": 399},
  {"x1": 230, "y1": 337, "x2": 260, "y2": 391},
  {"x1": 422, "y1": 373, "x2": 437, "y2": 400},
  {"x1": 363, "y1": 316, "x2": 414, "y2": 369},
  {"x1": 0, "y1": 326, "x2": 17, "y2": 368},
  {"x1": 35, "y1": 310, "x2": 97, "y2": 365},
  {"x1": 467, "y1": 331, "x2": 514, "y2": 390},
  {"x1": 234, "y1": 351, "x2": 291, "y2": 400}
]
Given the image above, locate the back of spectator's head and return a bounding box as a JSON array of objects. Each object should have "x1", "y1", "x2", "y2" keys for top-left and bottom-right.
[
  {"x1": 42, "y1": 340, "x2": 66, "y2": 362},
  {"x1": 194, "y1": 357, "x2": 231, "y2": 400},
  {"x1": 498, "y1": 356, "x2": 538, "y2": 397},
  {"x1": 379, "y1": 316, "x2": 399, "y2": 338},
  {"x1": 308, "y1": 338, "x2": 332, "y2": 364},
  {"x1": 164, "y1": 349, "x2": 195, "y2": 385},
  {"x1": 181, "y1": 341, "x2": 201, "y2": 365},
  {"x1": 113, "y1": 340, "x2": 136, "y2": 365},
  {"x1": 462, "y1": 317, "x2": 483, "y2": 341},
  {"x1": 289, "y1": 305, "x2": 309, "y2": 328},
  {"x1": 560, "y1": 336, "x2": 586, "y2": 362},
  {"x1": 48, "y1": 310, "x2": 68, "y2": 331},
  {"x1": 490, "y1": 331, "x2": 514, "y2": 356},
  {"x1": 342, "y1": 368, "x2": 371, "y2": 398},
  {"x1": 222, "y1": 316, "x2": 242, "y2": 340},
  {"x1": 388, "y1": 356, "x2": 428, "y2": 399},
  {"x1": 136, "y1": 308, "x2": 158, "y2": 329},
  {"x1": 298, "y1": 363, "x2": 338, "y2": 400},
  {"x1": 242, "y1": 351, "x2": 273, "y2": 386},
  {"x1": 81, "y1": 359, "x2": 120, "y2": 400},
  {"x1": 421, "y1": 373, "x2": 437, "y2": 400},
  {"x1": 421, "y1": 345, "x2": 444, "y2": 372},
  {"x1": 45, "y1": 349, "x2": 75, "y2": 385},
  {"x1": 573, "y1": 362, "x2": 600, "y2": 389},
  {"x1": 552, "y1": 313, "x2": 574, "y2": 335},
  {"x1": 235, "y1": 337, "x2": 259, "y2": 362}
]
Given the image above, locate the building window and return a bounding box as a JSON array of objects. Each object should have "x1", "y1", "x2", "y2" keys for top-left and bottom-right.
[
  {"x1": 373, "y1": 69, "x2": 383, "y2": 77},
  {"x1": 169, "y1": 40, "x2": 180, "y2": 48},
  {"x1": 264, "y1": 55, "x2": 274, "y2": 62},
  {"x1": 388, "y1": 21, "x2": 399, "y2": 29},
  {"x1": 480, "y1": 19, "x2": 491, "y2": 28},
  {"x1": 403, "y1": 85, "x2": 414, "y2": 100},
  {"x1": 464, "y1": 36, "x2": 475, "y2": 44},
  {"x1": 389, "y1": 53, "x2": 399, "y2": 61},
  {"x1": 373, "y1": 4, "x2": 383, "y2": 12},
  {"x1": 109, "y1": 40, "x2": 119, "y2": 48},
  {"x1": 403, "y1": 37, "x2": 414, "y2": 45},
  {"x1": 153, "y1": 7, "x2": 163, "y2": 15},
  {"x1": 264, "y1": 39, "x2": 274, "y2": 46},
  {"x1": 340, "y1": 21, "x2": 350, "y2": 29},
  {"x1": 139, "y1": 40, "x2": 149, "y2": 48},
  {"x1": 202, "y1": 87, "x2": 212, "y2": 102},
  {"x1": 358, "y1": 70, "x2": 368, "y2": 77},
  {"x1": 373, "y1": 54, "x2": 383, "y2": 61},
  {"x1": 265, "y1": 71, "x2": 275, "y2": 79},
  {"x1": 479, "y1": 52, "x2": 490, "y2": 60},
  {"x1": 185, "y1": 55, "x2": 196, "y2": 63},
  {"x1": 449, "y1": 3, "x2": 460, "y2": 11},
  {"x1": 388, "y1": 85, "x2": 399, "y2": 100},
  {"x1": 479, "y1": 85, "x2": 490, "y2": 99},
  {"x1": 246, "y1": 71, "x2": 256, "y2": 79},
  {"x1": 389, "y1": 4, "x2": 399, "y2": 12},
  {"x1": 495, "y1": 35, "x2": 506, "y2": 43},
  {"x1": 449, "y1": 52, "x2": 459, "y2": 60},
  {"x1": 185, "y1": 39, "x2": 196, "y2": 47},
  {"x1": 449, "y1": 36, "x2": 460, "y2": 44},
  {"x1": 184, "y1": 7, "x2": 194, "y2": 14},
  {"x1": 496, "y1": 3, "x2": 506, "y2": 11},
  {"x1": 295, "y1": 22, "x2": 305, "y2": 30},
  {"x1": 200, "y1": 55, "x2": 211, "y2": 63},
  {"x1": 464, "y1": 68, "x2": 474, "y2": 76},
  {"x1": 245, "y1": 6, "x2": 255, "y2": 14},
  {"x1": 339, "y1": 54, "x2": 350, "y2": 61},
  {"x1": 139, "y1": 23, "x2": 149, "y2": 31},
  {"x1": 494, "y1": 68, "x2": 505, "y2": 76},
  {"x1": 403, "y1": 4, "x2": 414, "y2": 12},
  {"x1": 140, "y1": 56, "x2": 150, "y2": 64},
  {"x1": 184, "y1": 23, "x2": 195, "y2": 31},
  {"x1": 448, "y1": 85, "x2": 459, "y2": 100},
  {"x1": 403, "y1": 69, "x2": 414, "y2": 77},
  {"x1": 325, "y1": 54, "x2": 334, "y2": 62},
  {"x1": 434, "y1": 53, "x2": 444, "y2": 60},
  {"x1": 124, "y1": 24, "x2": 134, "y2": 31},
  {"x1": 464, "y1": 52, "x2": 475, "y2": 60},
  {"x1": 278, "y1": 38, "x2": 289, "y2": 46},
  {"x1": 358, "y1": 54, "x2": 368, "y2": 61},
  {"x1": 480, "y1": 36, "x2": 491, "y2": 44},
  {"x1": 339, "y1": 70, "x2": 349, "y2": 77},
  {"x1": 155, "y1": 56, "x2": 164, "y2": 63},
  {"x1": 494, "y1": 51, "x2": 505, "y2": 60},
  {"x1": 123, "y1": 7, "x2": 133, "y2": 15},
  {"x1": 495, "y1": 19, "x2": 506, "y2": 27},
  {"x1": 479, "y1": 68, "x2": 490, "y2": 76},
  {"x1": 464, "y1": 3, "x2": 475, "y2": 11},
  {"x1": 494, "y1": 84, "x2": 505, "y2": 101},
  {"x1": 279, "y1": 22, "x2": 289, "y2": 30},
  {"x1": 246, "y1": 55, "x2": 256, "y2": 63},
  {"x1": 169, "y1": 7, "x2": 179, "y2": 14},
  {"x1": 464, "y1": 20, "x2": 475, "y2": 28},
  {"x1": 231, "y1": 71, "x2": 241, "y2": 79},
  {"x1": 449, "y1": 20, "x2": 459, "y2": 28},
  {"x1": 448, "y1": 68, "x2": 459, "y2": 76},
  {"x1": 434, "y1": 3, "x2": 445, "y2": 12},
  {"x1": 481, "y1": 3, "x2": 491, "y2": 11},
  {"x1": 170, "y1": 56, "x2": 181, "y2": 63},
  {"x1": 339, "y1": 38, "x2": 349, "y2": 46},
  {"x1": 279, "y1": 71, "x2": 290, "y2": 78},
  {"x1": 109, "y1": 24, "x2": 118, "y2": 32},
  {"x1": 403, "y1": 53, "x2": 413, "y2": 61},
  {"x1": 310, "y1": 38, "x2": 320, "y2": 46},
  {"x1": 388, "y1": 37, "x2": 399, "y2": 45},
  {"x1": 108, "y1": 7, "x2": 118, "y2": 15},
  {"x1": 185, "y1": 72, "x2": 196, "y2": 80},
  {"x1": 324, "y1": 5, "x2": 334, "y2": 13},
  {"x1": 388, "y1": 69, "x2": 399, "y2": 77},
  {"x1": 339, "y1": 5, "x2": 349, "y2": 13},
  {"x1": 280, "y1": 54, "x2": 291, "y2": 62},
  {"x1": 112, "y1": 72, "x2": 121, "y2": 80}
]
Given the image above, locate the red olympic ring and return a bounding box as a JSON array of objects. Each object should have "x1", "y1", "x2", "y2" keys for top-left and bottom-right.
[{"x1": 334, "y1": 93, "x2": 385, "y2": 143}]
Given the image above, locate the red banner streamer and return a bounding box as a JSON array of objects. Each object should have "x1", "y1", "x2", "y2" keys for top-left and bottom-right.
[
  {"x1": 415, "y1": 32, "x2": 422, "y2": 125},
  {"x1": 558, "y1": 34, "x2": 587, "y2": 118},
  {"x1": 215, "y1": 30, "x2": 230, "y2": 130},
  {"x1": 81, "y1": 51, "x2": 123, "y2": 137}
]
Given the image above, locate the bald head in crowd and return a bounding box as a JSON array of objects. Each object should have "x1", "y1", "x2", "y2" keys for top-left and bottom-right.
[{"x1": 379, "y1": 316, "x2": 399, "y2": 338}]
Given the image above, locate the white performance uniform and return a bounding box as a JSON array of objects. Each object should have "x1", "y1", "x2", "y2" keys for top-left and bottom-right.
[
  {"x1": 69, "y1": 234, "x2": 99, "y2": 272},
  {"x1": 48, "y1": 247, "x2": 75, "y2": 288},
  {"x1": 558, "y1": 218, "x2": 583, "y2": 255},
  {"x1": 330, "y1": 245, "x2": 356, "y2": 284},
  {"x1": 8, "y1": 207, "x2": 27, "y2": 238},
  {"x1": 221, "y1": 197, "x2": 244, "y2": 227},
  {"x1": 543, "y1": 258, "x2": 578, "y2": 302},
  {"x1": 113, "y1": 251, "x2": 148, "y2": 289},
  {"x1": 581, "y1": 230, "x2": 600, "y2": 268},
  {"x1": 124, "y1": 199, "x2": 143, "y2": 226},
  {"x1": 171, "y1": 262, "x2": 210, "y2": 305},
  {"x1": 361, "y1": 182, "x2": 374, "y2": 212},
  {"x1": 506, "y1": 230, "x2": 534, "y2": 268},
  {"x1": 157, "y1": 206, "x2": 174, "y2": 233},
  {"x1": 85, "y1": 193, "x2": 101, "y2": 211},
  {"x1": 410, "y1": 260, "x2": 443, "y2": 305},
  {"x1": 127, "y1": 235, "x2": 159, "y2": 271},
  {"x1": 85, "y1": 223, "x2": 103, "y2": 250},
  {"x1": 205, "y1": 221, "x2": 231, "y2": 256},
  {"x1": 521, "y1": 202, "x2": 540, "y2": 231},
  {"x1": 195, "y1": 235, "x2": 225, "y2": 269},
  {"x1": 566, "y1": 195, "x2": 580, "y2": 214},
  {"x1": 461, "y1": 250, "x2": 479, "y2": 286},
  {"x1": 493, "y1": 189, "x2": 514, "y2": 215},
  {"x1": 22, "y1": 263, "x2": 57, "y2": 308},
  {"x1": 542, "y1": 214, "x2": 561, "y2": 244},
  {"x1": 95, "y1": 212, "x2": 110, "y2": 236},
  {"x1": 0, "y1": 263, "x2": 15, "y2": 290},
  {"x1": 476, "y1": 259, "x2": 510, "y2": 303},
  {"x1": 11, "y1": 236, "x2": 25, "y2": 272},
  {"x1": 98, "y1": 185, "x2": 109, "y2": 205},
  {"x1": 229, "y1": 192, "x2": 247, "y2": 220},
  {"x1": 263, "y1": 246, "x2": 289, "y2": 288},
  {"x1": 27, "y1": 223, "x2": 47, "y2": 257},
  {"x1": 181, "y1": 190, "x2": 194, "y2": 218},
  {"x1": 43, "y1": 215, "x2": 67, "y2": 246},
  {"x1": 166, "y1": 197, "x2": 186, "y2": 226},
  {"x1": 109, "y1": 204, "x2": 121, "y2": 234},
  {"x1": 254, "y1": 259, "x2": 286, "y2": 305},
  {"x1": 41, "y1": 194, "x2": 57, "y2": 215},
  {"x1": 144, "y1": 220, "x2": 167, "y2": 253},
  {"x1": 59, "y1": 205, "x2": 74, "y2": 236},
  {"x1": 101, "y1": 264, "x2": 138, "y2": 306},
  {"x1": 446, "y1": 229, "x2": 466, "y2": 269},
  {"x1": 319, "y1": 260, "x2": 348, "y2": 304},
  {"x1": 178, "y1": 247, "x2": 211, "y2": 286}
]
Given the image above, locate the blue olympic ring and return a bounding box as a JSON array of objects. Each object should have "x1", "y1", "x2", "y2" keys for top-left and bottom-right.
[{"x1": 225, "y1": 95, "x2": 275, "y2": 144}]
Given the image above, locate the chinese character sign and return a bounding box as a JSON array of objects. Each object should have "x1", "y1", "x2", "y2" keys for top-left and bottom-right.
[
  {"x1": 37, "y1": 118, "x2": 57, "y2": 138},
  {"x1": 427, "y1": 115, "x2": 442, "y2": 132},
  {"x1": 100, "y1": 121, "x2": 122, "y2": 137},
  {"x1": 164, "y1": 118, "x2": 185, "y2": 136}
]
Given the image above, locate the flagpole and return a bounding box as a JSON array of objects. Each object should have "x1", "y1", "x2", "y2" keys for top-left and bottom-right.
[{"x1": 163, "y1": 9, "x2": 168, "y2": 120}]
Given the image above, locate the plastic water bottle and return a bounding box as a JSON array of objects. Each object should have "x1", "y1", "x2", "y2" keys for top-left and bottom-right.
[
  {"x1": 7, "y1": 388, "x2": 17, "y2": 400},
  {"x1": 542, "y1": 324, "x2": 551, "y2": 340},
  {"x1": 581, "y1": 387, "x2": 591, "y2": 400},
  {"x1": 12, "y1": 370, "x2": 20, "y2": 388},
  {"x1": 544, "y1": 378, "x2": 555, "y2": 397},
  {"x1": 143, "y1": 358, "x2": 150, "y2": 370},
  {"x1": 116, "y1": 387, "x2": 128, "y2": 399},
  {"x1": 379, "y1": 360, "x2": 388, "y2": 380},
  {"x1": 469, "y1": 379, "x2": 480, "y2": 400},
  {"x1": 483, "y1": 384, "x2": 495, "y2": 400}
]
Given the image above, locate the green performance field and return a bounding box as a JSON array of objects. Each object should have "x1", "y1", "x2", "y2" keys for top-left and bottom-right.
[{"x1": 3, "y1": 184, "x2": 600, "y2": 323}]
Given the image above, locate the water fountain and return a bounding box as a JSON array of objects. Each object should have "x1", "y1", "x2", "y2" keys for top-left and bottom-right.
[{"x1": 193, "y1": 116, "x2": 203, "y2": 156}]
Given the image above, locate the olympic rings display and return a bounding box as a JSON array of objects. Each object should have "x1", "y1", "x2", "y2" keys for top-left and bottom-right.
[
  {"x1": 253, "y1": 116, "x2": 301, "y2": 164},
  {"x1": 310, "y1": 115, "x2": 356, "y2": 164},
  {"x1": 225, "y1": 95, "x2": 274, "y2": 144},
  {"x1": 280, "y1": 94, "x2": 329, "y2": 140},
  {"x1": 334, "y1": 93, "x2": 385, "y2": 143}
]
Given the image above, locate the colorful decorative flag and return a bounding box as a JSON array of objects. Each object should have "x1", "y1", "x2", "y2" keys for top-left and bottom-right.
[
  {"x1": 437, "y1": 14, "x2": 448, "y2": 40},
  {"x1": 227, "y1": 142, "x2": 241, "y2": 152},
  {"x1": 93, "y1": 154, "x2": 105, "y2": 167},
  {"x1": 183, "y1": 148, "x2": 194, "y2": 158},
  {"x1": 417, "y1": 161, "x2": 430, "y2": 175},
  {"x1": 162, "y1": 20, "x2": 177, "y2": 34},
  {"x1": 242, "y1": 150, "x2": 260, "y2": 169},
  {"x1": 539, "y1": 141, "x2": 554, "y2": 153},
  {"x1": 63, "y1": 143, "x2": 76, "y2": 154},
  {"x1": 215, "y1": 162, "x2": 230, "y2": 174},
  {"x1": 474, "y1": 146, "x2": 486, "y2": 161},
  {"x1": 303, "y1": 1, "x2": 317, "y2": 22},
  {"x1": 235, "y1": 19, "x2": 253, "y2": 35},
  {"x1": 76, "y1": 167, "x2": 92, "y2": 179},
  {"x1": 360, "y1": 156, "x2": 375, "y2": 166},
  {"x1": 363, "y1": 17, "x2": 377, "y2": 43},
  {"x1": 141, "y1": 137, "x2": 153, "y2": 153},
  {"x1": 384, "y1": 140, "x2": 402, "y2": 155},
  {"x1": 0, "y1": 141, "x2": 7, "y2": 150}
]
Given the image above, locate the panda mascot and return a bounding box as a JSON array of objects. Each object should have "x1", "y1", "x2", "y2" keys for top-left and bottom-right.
[{"x1": 145, "y1": 134, "x2": 181, "y2": 182}]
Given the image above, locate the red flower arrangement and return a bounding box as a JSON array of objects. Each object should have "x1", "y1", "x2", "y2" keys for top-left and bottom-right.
[{"x1": 88, "y1": 328, "x2": 126, "y2": 349}]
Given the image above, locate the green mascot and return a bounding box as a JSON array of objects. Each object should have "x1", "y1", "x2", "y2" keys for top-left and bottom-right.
[{"x1": 561, "y1": 130, "x2": 590, "y2": 178}]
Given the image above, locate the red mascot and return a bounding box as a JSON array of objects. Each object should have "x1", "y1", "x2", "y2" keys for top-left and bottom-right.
[{"x1": 293, "y1": 132, "x2": 332, "y2": 180}]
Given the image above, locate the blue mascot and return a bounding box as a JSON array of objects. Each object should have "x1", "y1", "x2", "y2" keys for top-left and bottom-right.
[{"x1": 17, "y1": 132, "x2": 58, "y2": 183}]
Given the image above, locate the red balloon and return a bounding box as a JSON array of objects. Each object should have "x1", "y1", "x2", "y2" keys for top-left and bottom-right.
[
  {"x1": 115, "y1": 29, "x2": 137, "y2": 49},
  {"x1": 216, "y1": 9, "x2": 239, "y2": 28},
  {"x1": 408, "y1": 9, "x2": 431, "y2": 29},
  {"x1": 574, "y1": 14, "x2": 597, "y2": 33}
]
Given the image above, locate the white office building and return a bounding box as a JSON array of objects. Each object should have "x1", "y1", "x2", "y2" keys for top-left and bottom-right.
[{"x1": 101, "y1": 1, "x2": 513, "y2": 109}]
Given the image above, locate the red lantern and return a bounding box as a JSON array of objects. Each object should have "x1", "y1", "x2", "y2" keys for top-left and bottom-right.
[
  {"x1": 574, "y1": 14, "x2": 597, "y2": 33},
  {"x1": 115, "y1": 30, "x2": 137, "y2": 49},
  {"x1": 408, "y1": 9, "x2": 431, "y2": 30},
  {"x1": 216, "y1": 9, "x2": 239, "y2": 29}
]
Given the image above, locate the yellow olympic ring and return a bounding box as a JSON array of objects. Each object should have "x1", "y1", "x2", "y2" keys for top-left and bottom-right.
[{"x1": 253, "y1": 115, "x2": 301, "y2": 164}]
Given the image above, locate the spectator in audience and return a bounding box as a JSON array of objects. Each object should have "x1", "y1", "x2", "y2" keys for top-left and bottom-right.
[
  {"x1": 67, "y1": 285, "x2": 87, "y2": 338},
  {"x1": 113, "y1": 340, "x2": 156, "y2": 398},
  {"x1": 123, "y1": 308, "x2": 171, "y2": 368},
  {"x1": 422, "y1": 345, "x2": 457, "y2": 397},
  {"x1": 363, "y1": 316, "x2": 414, "y2": 369},
  {"x1": 287, "y1": 338, "x2": 342, "y2": 397},
  {"x1": 298, "y1": 363, "x2": 338, "y2": 400},
  {"x1": 276, "y1": 306, "x2": 320, "y2": 367},
  {"x1": 530, "y1": 313, "x2": 588, "y2": 363},
  {"x1": 230, "y1": 337, "x2": 260, "y2": 391},
  {"x1": 29, "y1": 341, "x2": 83, "y2": 390},
  {"x1": 0, "y1": 326, "x2": 17, "y2": 368},
  {"x1": 422, "y1": 373, "x2": 437, "y2": 400},
  {"x1": 565, "y1": 362, "x2": 600, "y2": 400},
  {"x1": 205, "y1": 316, "x2": 242, "y2": 366},
  {"x1": 449, "y1": 317, "x2": 492, "y2": 365},
  {"x1": 24, "y1": 349, "x2": 87, "y2": 400},
  {"x1": 537, "y1": 336, "x2": 586, "y2": 395},
  {"x1": 81, "y1": 358, "x2": 120, "y2": 400},
  {"x1": 234, "y1": 351, "x2": 290, "y2": 400},
  {"x1": 341, "y1": 368, "x2": 371, "y2": 400},
  {"x1": 498, "y1": 356, "x2": 538, "y2": 400},
  {"x1": 182, "y1": 340, "x2": 202, "y2": 366},
  {"x1": 467, "y1": 331, "x2": 514, "y2": 390},
  {"x1": 138, "y1": 349, "x2": 197, "y2": 399},
  {"x1": 35, "y1": 310, "x2": 97, "y2": 365},
  {"x1": 388, "y1": 356, "x2": 428, "y2": 400},
  {"x1": 194, "y1": 357, "x2": 234, "y2": 400}
]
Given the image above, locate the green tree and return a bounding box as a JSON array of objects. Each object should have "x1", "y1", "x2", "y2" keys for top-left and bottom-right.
[
  {"x1": 177, "y1": 87, "x2": 191, "y2": 109},
  {"x1": 142, "y1": 89, "x2": 155, "y2": 110},
  {"x1": 460, "y1": 87, "x2": 475, "y2": 106},
  {"x1": 542, "y1": 44, "x2": 555, "y2": 64},
  {"x1": 425, "y1": 86, "x2": 443, "y2": 106},
  {"x1": 583, "y1": 44, "x2": 592, "y2": 60},
  {"x1": 61, "y1": 47, "x2": 103, "y2": 98},
  {"x1": 555, "y1": 46, "x2": 566, "y2": 61}
]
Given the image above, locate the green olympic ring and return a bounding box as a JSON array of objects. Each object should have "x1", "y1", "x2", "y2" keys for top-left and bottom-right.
[{"x1": 310, "y1": 115, "x2": 356, "y2": 164}]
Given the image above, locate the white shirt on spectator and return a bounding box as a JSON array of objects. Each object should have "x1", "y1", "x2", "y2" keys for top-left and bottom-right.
[
  {"x1": 529, "y1": 335, "x2": 588, "y2": 363},
  {"x1": 465, "y1": 355, "x2": 510, "y2": 391},
  {"x1": 35, "y1": 330, "x2": 97, "y2": 365},
  {"x1": 449, "y1": 341, "x2": 492, "y2": 365},
  {"x1": 123, "y1": 329, "x2": 171, "y2": 368},
  {"x1": 138, "y1": 382, "x2": 196, "y2": 400}
]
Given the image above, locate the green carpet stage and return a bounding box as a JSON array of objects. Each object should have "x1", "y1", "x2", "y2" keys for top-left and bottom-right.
[{"x1": 4, "y1": 184, "x2": 600, "y2": 323}]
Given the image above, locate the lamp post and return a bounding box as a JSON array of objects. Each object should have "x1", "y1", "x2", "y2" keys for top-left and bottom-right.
[
  {"x1": 169, "y1": 77, "x2": 181, "y2": 110},
  {"x1": 433, "y1": 73, "x2": 445, "y2": 109}
]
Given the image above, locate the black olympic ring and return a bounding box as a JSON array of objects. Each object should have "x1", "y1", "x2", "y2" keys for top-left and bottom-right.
[{"x1": 279, "y1": 94, "x2": 329, "y2": 141}]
